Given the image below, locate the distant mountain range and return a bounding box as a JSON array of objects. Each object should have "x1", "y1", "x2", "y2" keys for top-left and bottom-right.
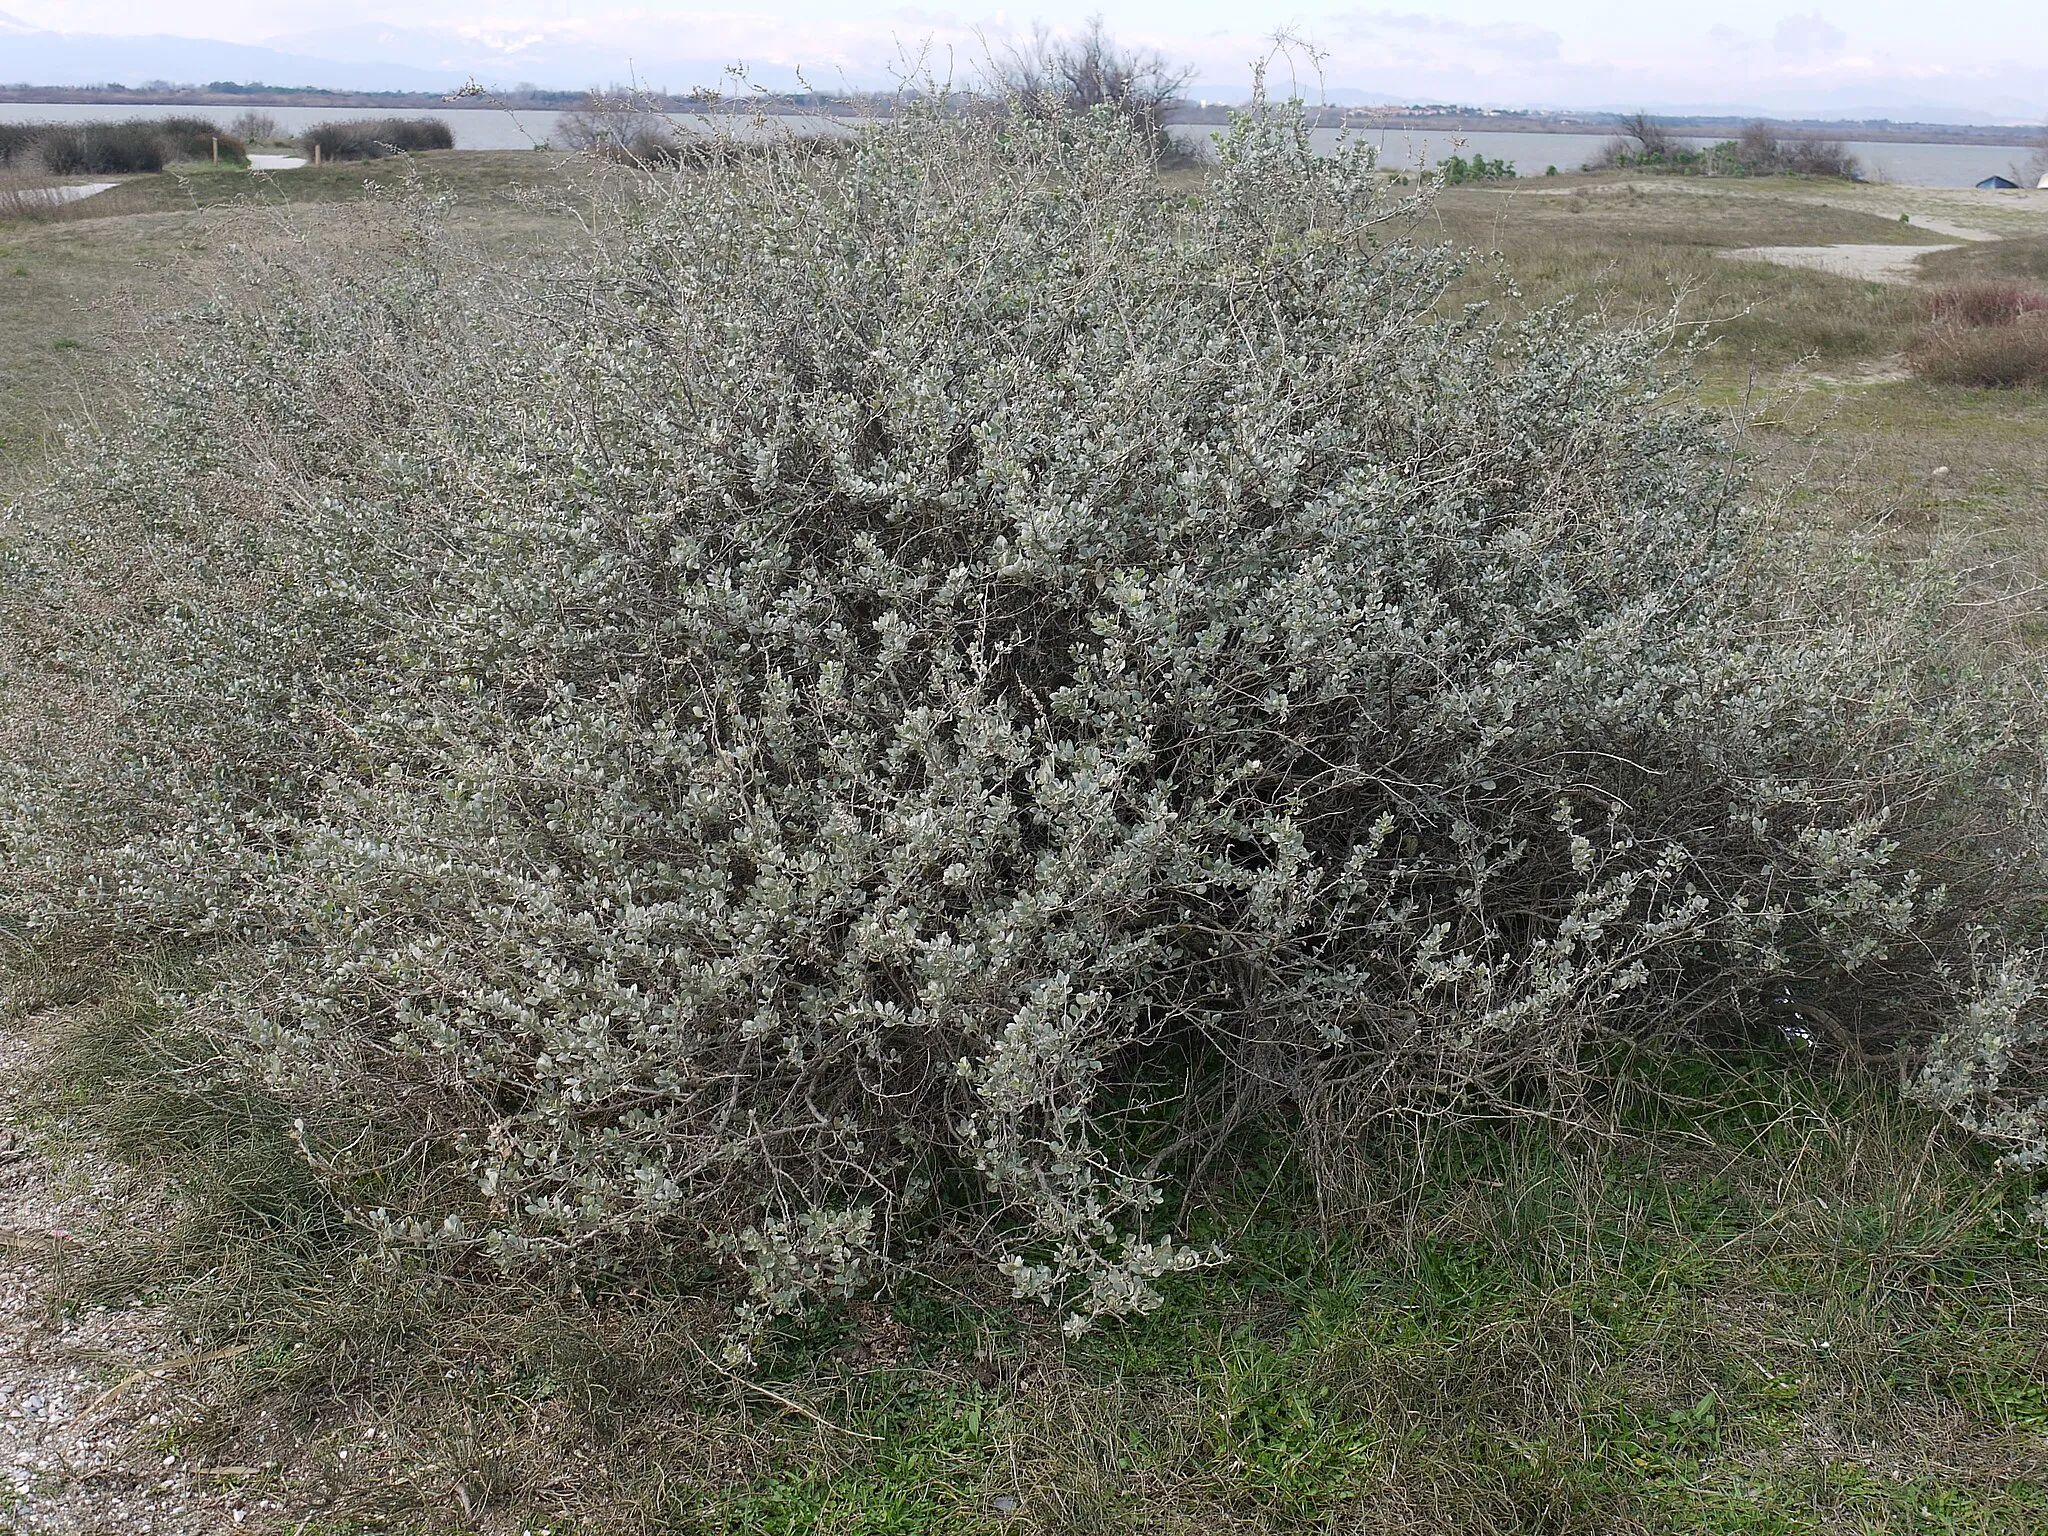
[
  {"x1": 0, "y1": 13, "x2": 804, "y2": 96},
  {"x1": 0, "y1": 15, "x2": 453, "y2": 93}
]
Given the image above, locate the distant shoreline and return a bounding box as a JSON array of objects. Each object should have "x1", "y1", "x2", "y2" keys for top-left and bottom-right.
[
  {"x1": 1178, "y1": 107, "x2": 2038, "y2": 148},
  {"x1": 0, "y1": 84, "x2": 2035, "y2": 149},
  {"x1": 1313, "y1": 120, "x2": 2032, "y2": 148}
]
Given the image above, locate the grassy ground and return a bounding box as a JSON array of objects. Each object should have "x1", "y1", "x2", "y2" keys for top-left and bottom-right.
[
  {"x1": 1426, "y1": 178, "x2": 2048, "y2": 597},
  {"x1": 0, "y1": 150, "x2": 583, "y2": 468},
  {"x1": 1431, "y1": 178, "x2": 1943, "y2": 367},
  {"x1": 1921, "y1": 235, "x2": 2048, "y2": 286},
  {"x1": 5, "y1": 158, "x2": 2048, "y2": 1535},
  {"x1": 26, "y1": 995, "x2": 2048, "y2": 1536}
]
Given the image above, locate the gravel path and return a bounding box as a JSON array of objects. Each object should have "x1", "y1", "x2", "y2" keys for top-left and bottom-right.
[{"x1": 0, "y1": 1027, "x2": 288, "y2": 1534}]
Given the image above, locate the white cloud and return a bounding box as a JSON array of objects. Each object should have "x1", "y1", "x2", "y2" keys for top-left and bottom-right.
[
  {"x1": 1333, "y1": 10, "x2": 1563, "y2": 63},
  {"x1": 1773, "y1": 12, "x2": 1846, "y2": 59},
  {"x1": 1, "y1": 2, "x2": 2043, "y2": 120}
]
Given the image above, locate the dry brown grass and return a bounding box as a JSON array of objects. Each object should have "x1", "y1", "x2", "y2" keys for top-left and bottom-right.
[
  {"x1": 1905, "y1": 281, "x2": 2048, "y2": 389},
  {"x1": 1910, "y1": 313, "x2": 2048, "y2": 387},
  {"x1": 0, "y1": 165, "x2": 101, "y2": 226},
  {"x1": 1926, "y1": 281, "x2": 2048, "y2": 328}
]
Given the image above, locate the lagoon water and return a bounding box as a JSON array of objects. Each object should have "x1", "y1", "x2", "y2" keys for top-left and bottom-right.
[
  {"x1": 1342, "y1": 130, "x2": 2036, "y2": 189},
  {"x1": 0, "y1": 103, "x2": 2034, "y2": 188},
  {"x1": 1206, "y1": 127, "x2": 2036, "y2": 188}
]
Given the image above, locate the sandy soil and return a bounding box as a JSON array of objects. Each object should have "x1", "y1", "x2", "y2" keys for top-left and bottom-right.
[
  {"x1": 1715, "y1": 241, "x2": 1964, "y2": 283},
  {"x1": 1711, "y1": 184, "x2": 2048, "y2": 283},
  {"x1": 0, "y1": 1027, "x2": 292, "y2": 1534}
]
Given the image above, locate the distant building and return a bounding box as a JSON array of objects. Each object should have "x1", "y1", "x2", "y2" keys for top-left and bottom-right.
[{"x1": 1977, "y1": 174, "x2": 2019, "y2": 189}]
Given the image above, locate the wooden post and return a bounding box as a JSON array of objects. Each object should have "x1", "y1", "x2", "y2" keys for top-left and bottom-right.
[
  {"x1": 313, "y1": 143, "x2": 321, "y2": 166},
  {"x1": 211, "y1": 136, "x2": 219, "y2": 163}
]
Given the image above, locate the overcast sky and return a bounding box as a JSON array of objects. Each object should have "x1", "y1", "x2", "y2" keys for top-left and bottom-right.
[{"x1": 6, "y1": 2, "x2": 2045, "y2": 120}]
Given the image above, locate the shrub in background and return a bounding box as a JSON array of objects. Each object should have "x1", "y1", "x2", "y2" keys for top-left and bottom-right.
[
  {"x1": 5, "y1": 99, "x2": 2047, "y2": 1346},
  {"x1": 1587, "y1": 113, "x2": 1702, "y2": 173},
  {"x1": 230, "y1": 110, "x2": 280, "y2": 144},
  {"x1": 562, "y1": 85, "x2": 980, "y2": 173},
  {"x1": 557, "y1": 97, "x2": 860, "y2": 169},
  {"x1": 990, "y1": 18, "x2": 1198, "y2": 167},
  {"x1": 1772, "y1": 133, "x2": 1859, "y2": 179},
  {"x1": 0, "y1": 124, "x2": 42, "y2": 166},
  {"x1": 2022, "y1": 120, "x2": 2047, "y2": 188},
  {"x1": 0, "y1": 117, "x2": 248, "y2": 176},
  {"x1": 555, "y1": 91, "x2": 685, "y2": 163},
  {"x1": 1437, "y1": 152, "x2": 1514, "y2": 184},
  {"x1": 36, "y1": 120, "x2": 168, "y2": 175},
  {"x1": 154, "y1": 116, "x2": 250, "y2": 166},
  {"x1": 298, "y1": 117, "x2": 455, "y2": 161},
  {"x1": 1588, "y1": 116, "x2": 1858, "y2": 180}
]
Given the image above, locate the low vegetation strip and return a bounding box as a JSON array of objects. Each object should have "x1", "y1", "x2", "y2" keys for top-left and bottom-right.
[
  {"x1": 295, "y1": 117, "x2": 454, "y2": 162},
  {"x1": 0, "y1": 117, "x2": 248, "y2": 175},
  {"x1": 0, "y1": 179, "x2": 114, "y2": 221},
  {"x1": 0, "y1": 1028, "x2": 276, "y2": 1533},
  {"x1": 1590, "y1": 114, "x2": 1861, "y2": 179}
]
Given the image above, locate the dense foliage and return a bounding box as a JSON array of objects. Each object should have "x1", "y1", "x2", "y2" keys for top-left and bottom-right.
[
  {"x1": 3, "y1": 101, "x2": 2044, "y2": 1345},
  {"x1": 0, "y1": 123, "x2": 42, "y2": 166},
  {"x1": 153, "y1": 115, "x2": 251, "y2": 166},
  {"x1": 1437, "y1": 152, "x2": 1515, "y2": 184}
]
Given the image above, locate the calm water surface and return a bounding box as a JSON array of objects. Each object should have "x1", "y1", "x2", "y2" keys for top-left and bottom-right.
[
  {"x1": 1182, "y1": 125, "x2": 2037, "y2": 188},
  {"x1": 1, "y1": 104, "x2": 2033, "y2": 188}
]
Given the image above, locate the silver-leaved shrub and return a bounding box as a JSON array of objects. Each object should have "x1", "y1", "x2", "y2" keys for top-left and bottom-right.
[{"x1": 5, "y1": 100, "x2": 2046, "y2": 1339}]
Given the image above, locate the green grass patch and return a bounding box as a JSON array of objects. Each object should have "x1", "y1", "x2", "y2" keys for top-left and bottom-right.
[
  {"x1": 0, "y1": 154, "x2": 585, "y2": 470},
  {"x1": 1921, "y1": 235, "x2": 2048, "y2": 287},
  {"x1": 27, "y1": 986, "x2": 2048, "y2": 1534}
]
